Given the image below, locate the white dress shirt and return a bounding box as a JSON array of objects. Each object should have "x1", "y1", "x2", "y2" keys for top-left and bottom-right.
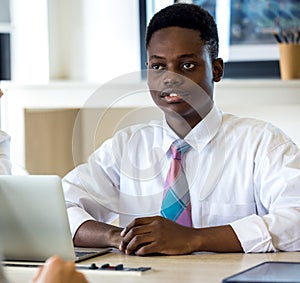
[
  {"x1": 63, "y1": 105, "x2": 300, "y2": 253},
  {"x1": 0, "y1": 130, "x2": 11, "y2": 175}
]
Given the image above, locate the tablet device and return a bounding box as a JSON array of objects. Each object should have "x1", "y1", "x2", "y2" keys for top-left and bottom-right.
[{"x1": 222, "y1": 261, "x2": 300, "y2": 283}]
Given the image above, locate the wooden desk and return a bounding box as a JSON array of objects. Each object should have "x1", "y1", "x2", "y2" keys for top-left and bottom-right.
[{"x1": 3, "y1": 251, "x2": 300, "y2": 283}]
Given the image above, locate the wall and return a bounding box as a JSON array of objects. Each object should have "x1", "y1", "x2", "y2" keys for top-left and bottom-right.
[
  {"x1": 8, "y1": 0, "x2": 49, "y2": 82},
  {"x1": 9, "y1": 0, "x2": 141, "y2": 83},
  {"x1": 47, "y1": 0, "x2": 141, "y2": 82}
]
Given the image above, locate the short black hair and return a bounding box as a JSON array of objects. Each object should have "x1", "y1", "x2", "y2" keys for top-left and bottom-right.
[{"x1": 146, "y1": 3, "x2": 219, "y2": 60}]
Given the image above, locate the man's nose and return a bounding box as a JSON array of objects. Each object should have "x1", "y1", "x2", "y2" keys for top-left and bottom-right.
[{"x1": 163, "y1": 71, "x2": 184, "y2": 87}]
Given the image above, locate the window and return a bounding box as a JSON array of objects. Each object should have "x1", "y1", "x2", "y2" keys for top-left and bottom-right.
[{"x1": 0, "y1": 0, "x2": 11, "y2": 80}]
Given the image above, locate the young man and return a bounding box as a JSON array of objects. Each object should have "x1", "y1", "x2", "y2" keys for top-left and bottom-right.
[{"x1": 63, "y1": 3, "x2": 300, "y2": 255}]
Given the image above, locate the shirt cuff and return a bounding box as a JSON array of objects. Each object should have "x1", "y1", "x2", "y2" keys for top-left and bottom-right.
[
  {"x1": 67, "y1": 206, "x2": 95, "y2": 238},
  {"x1": 230, "y1": 214, "x2": 277, "y2": 253}
]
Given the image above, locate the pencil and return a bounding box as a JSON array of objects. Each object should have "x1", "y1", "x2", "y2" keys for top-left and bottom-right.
[
  {"x1": 296, "y1": 30, "x2": 300, "y2": 44},
  {"x1": 281, "y1": 32, "x2": 289, "y2": 43},
  {"x1": 273, "y1": 32, "x2": 282, "y2": 43},
  {"x1": 292, "y1": 30, "x2": 298, "y2": 44}
]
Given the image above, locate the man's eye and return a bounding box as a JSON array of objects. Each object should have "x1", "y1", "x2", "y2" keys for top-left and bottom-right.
[
  {"x1": 151, "y1": 64, "x2": 165, "y2": 70},
  {"x1": 182, "y1": 63, "x2": 195, "y2": 70}
]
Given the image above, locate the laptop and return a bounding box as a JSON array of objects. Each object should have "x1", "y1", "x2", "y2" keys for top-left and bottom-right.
[
  {"x1": 222, "y1": 261, "x2": 300, "y2": 283},
  {"x1": 0, "y1": 175, "x2": 110, "y2": 263}
]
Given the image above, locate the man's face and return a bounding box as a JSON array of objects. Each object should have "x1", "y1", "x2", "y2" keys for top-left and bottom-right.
[{"x1": 147, "y1": 27, "x2": 223, "y2": 127}]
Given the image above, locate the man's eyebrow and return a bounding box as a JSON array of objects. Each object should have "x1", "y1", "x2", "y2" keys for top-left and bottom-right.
[
  {"x1": 149, "y1": 55, "x2": 165, "y2": 60},
  {"x1": 149, "y1": 53, "x2": 198, "y2": 60},
  {"x1": 178, "y1": 53, "x2": 198, "y2": 59}
]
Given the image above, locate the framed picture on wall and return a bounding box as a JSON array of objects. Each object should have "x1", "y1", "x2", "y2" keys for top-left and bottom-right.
[{"x1": 139, "y1": 0, "x2": 300, "y2": 78}]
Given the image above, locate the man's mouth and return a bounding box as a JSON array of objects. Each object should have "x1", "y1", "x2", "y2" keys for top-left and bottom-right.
[{"x1": 160, "y1": 89, "x2": 188, "y2": 103}]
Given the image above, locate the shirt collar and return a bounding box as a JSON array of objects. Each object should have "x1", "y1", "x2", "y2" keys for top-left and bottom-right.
[
  {"x1": 161, "y1": 105, "x2": 222, "y2": 153},
  {"x1": 161, "y1": 120, "x2": 179, "y2": 154}
]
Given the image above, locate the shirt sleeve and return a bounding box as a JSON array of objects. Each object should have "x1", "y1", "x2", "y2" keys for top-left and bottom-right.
[
  {"x1": 62, "y1": 139, "x2": 121, "y2": 238},
  {"x1": 230, "y1": 135, "x2": 300, "y2": 253},
  {"x1": 0, "y1": 130, "x2": 12, "y2": 175}
]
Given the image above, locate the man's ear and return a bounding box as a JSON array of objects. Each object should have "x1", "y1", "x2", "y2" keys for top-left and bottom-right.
[{"x1": 212, "y1": 58, "x2": 224, "y2": 82}]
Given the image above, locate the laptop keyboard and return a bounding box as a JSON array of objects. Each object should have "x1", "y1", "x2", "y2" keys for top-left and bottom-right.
[
  {"x1": 74, "y1": 248, "x2": 111, "y2": 262},
  {"x1": 75, "y1": 250, "x2": 96, "y2": 257}
]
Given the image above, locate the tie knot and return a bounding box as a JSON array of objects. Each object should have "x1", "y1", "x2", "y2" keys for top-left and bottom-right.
[{"x1": 171, "y1": 140, "x2": 191, "y2": 160}]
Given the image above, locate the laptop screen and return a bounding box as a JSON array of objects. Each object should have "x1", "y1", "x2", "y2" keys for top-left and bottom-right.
[{"x1": 0, "y1": 175, "x2": 76, "y2": 262}]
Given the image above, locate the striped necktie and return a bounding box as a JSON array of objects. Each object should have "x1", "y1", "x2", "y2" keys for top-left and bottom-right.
[{"x1": 160, "y1": 139, "x2": 192, "y2": 227}]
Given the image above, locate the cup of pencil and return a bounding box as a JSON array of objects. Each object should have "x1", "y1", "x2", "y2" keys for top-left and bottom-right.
[{"x1": 273, "y1": 30, "x2": 300, "y2": 80}]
